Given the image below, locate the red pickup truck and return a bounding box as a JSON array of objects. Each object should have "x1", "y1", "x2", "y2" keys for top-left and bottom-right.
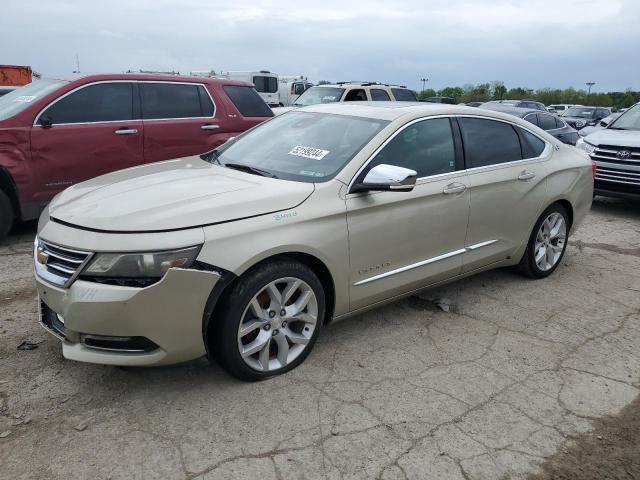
[{"x1": 0, "y1": 73, "x2": 274, "y2": 237}]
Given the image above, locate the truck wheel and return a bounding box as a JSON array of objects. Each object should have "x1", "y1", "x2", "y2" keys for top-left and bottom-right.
[{"x1": 0, "y1": 190, "x2": 14, "y2": 240}]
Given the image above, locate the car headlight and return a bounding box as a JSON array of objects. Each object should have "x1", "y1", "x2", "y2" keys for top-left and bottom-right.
[
  {"x1": 576, "y1": 137, "x2": 596, "y2": 155},
  {"x1": 575, "y1": 120, "x2": 586, "y2": 128},
  {"x1": 82, "y1": 246, "x2": 201, "y2": 283}
]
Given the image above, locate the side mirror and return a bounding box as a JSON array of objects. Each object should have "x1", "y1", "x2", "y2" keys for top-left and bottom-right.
[
  {"x1": 39, "y1": 115, "x2": 53, "y2": 128},
  {"x1": 351, "y1": 164, "x2": 417, "y2": 193},
  {"x1": 599, "y1": 119, "x2": 610, "y2": 127}
]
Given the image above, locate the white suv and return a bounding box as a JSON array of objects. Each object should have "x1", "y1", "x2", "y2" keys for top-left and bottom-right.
[{"x1": 271, "y1": 82, "x2": 417, "y2": 115}]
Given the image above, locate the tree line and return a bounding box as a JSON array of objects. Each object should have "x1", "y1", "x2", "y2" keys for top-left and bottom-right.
[{"x1": 415, "y1": 81, "x2": 640, "y2": 108}]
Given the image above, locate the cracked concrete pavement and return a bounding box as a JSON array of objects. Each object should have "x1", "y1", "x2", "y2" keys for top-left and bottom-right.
[{"x1": 0, "y1": 197, "x2": 639, "y2": 479}]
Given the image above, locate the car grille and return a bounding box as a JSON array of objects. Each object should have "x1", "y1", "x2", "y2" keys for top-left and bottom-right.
[
  {"x1": 34, "y1": 238, "x2": 93, "y2": 288},
  {"x1": 590, "y1": 145, "x2": 640, "y2": 189}
]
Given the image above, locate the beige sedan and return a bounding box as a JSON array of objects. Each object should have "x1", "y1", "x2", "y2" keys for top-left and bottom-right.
[{"x1": 33, "y1": 103, "x2": 594, "y2": 380}]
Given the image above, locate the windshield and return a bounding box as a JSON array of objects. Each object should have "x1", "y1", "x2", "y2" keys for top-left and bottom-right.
[
  {"x1": 294, "y1": 87, "x2": 344, "y2": 106},
  {"x1": 562, "y1": 107, "x2": 596, "y2": 118},
  {"x1": 0, "y1": 79, "x2": 67, "y2": 121},
  {"x1": 207, "y1": 111, "x2": 388, "y2": 182},
  {"x1": 608, "y1": 103, "x2": 640, "y2": 131}
]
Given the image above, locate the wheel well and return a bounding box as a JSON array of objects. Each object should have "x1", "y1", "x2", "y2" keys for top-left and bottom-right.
[
  {"x1": 0, "y1": 168, "x2": 19, "y2": 218},
  {"x1": 554, "y1": 199, "x2": 574, "y2": 229},
  {"x1": 206, "y1": 252, "x2": 337, "y2": 341}
]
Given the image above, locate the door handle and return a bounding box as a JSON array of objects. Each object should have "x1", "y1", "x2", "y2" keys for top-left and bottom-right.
[
  {"x1": 517, "y1": 170, "x2": 536, "y2": 181},
  {"x1": 201, "y1": 124, "x2": 220, "y2": 130},
  {"x1": 114, "y1": 128, "x2": 138, "y2": 135},
  {"x1": 443, "y1": 182, "x2": 467, "y2": 195},
  {"x1": 227, "y1": 114, "x2": 238, "y2": 118}
]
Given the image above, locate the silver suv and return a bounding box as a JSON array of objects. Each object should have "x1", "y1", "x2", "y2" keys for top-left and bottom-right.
[
  {"x1": 34, "y1": 103, "x2": 593, "y2": 380},
  {"x1": 271, "y1": 82, "x2": 417, "y2": 115}
]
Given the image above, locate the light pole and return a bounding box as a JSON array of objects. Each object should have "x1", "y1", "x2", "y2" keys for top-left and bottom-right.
[
  {"x1": 586, "y1": 82, "x2": 595, "y2": 103},
  {"x1": 420, "y1": 77, "x2": 428, "y2": 93}
]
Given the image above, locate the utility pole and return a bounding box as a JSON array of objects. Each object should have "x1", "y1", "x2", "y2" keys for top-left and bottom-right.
[
  {"x1": 586, "y1": 82, "x2": 596, "y2": 103},
  {"x1": 73, "y1": 53, "x2": 80, "y2": 74},
  {"x1": 420, "y1": 77, "x2": 428, "y2": 93}
]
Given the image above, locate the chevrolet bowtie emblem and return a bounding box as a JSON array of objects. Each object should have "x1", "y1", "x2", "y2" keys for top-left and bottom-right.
[{"x1": 36, "y1": 247, "x2": 49, "y2": 265}]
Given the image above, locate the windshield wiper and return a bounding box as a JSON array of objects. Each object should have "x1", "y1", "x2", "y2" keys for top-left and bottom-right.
[
  {"x1": 608, "y1": 127, "x2": 630, "y2": 130},
  {"x1": 223, "y1": 162, "x2": 277, "y2": 178}
]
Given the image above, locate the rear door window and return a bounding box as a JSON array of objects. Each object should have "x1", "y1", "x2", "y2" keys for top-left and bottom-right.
[
  {"x1": 537, "y1": 113, "x2": 557, "y2": 130},
  {"x1": 223, "y1": 85, "x2": 274, "y2": 117},
  {"x1": 458, "y1": 118, "x2": 522, "y2": 168},
  {"x1": 41, "y1": 82, "x2": 134, "y2": 124},
  {"x1": 391, "y1": 88, "x2": 417, "y2": 101},
  {"x1": 523, "y1": 113, "x2": 539, "y2": 127},
  {"x1": 141, "y1": 83, "x2": 209, "y2": 119},
  {"x1": 370, "y1": 89, "x2": 391, "y2": 101}
]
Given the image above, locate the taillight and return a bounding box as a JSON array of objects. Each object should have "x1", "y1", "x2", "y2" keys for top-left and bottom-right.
[{"x1": 591, "y1": 160, "x2": 597, "y2": 178}]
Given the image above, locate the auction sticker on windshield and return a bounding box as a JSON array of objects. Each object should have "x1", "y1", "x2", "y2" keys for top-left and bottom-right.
[{"x1": 288, "y1": 146, "x2": 330, "y2": 161}]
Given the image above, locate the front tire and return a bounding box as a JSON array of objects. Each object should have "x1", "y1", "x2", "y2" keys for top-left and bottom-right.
[
  {"x1": 0, "y1": 190, "x2": 14, "y2": 240},
  {"x1": 211, "y1": 259, "x2": 325, "y2": 381},
  {"x1": 516, "y1": 203, "x2": 569, "y2": 279}
]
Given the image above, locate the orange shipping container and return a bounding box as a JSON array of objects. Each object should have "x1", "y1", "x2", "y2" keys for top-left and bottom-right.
[{"x1": 0, "y1": 65, "x2": 33, "y2": 86}]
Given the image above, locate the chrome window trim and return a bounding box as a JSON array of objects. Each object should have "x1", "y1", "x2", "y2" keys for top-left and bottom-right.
[
  {"x1": 33, "y1": 80, "x2": 217, "y2": 127},
  {"x1": 347, "y1": 114, "x2": 551, "y2": 194},
  {"x1": 353, "y1": 240, "x2": 498, "y2": 286}
]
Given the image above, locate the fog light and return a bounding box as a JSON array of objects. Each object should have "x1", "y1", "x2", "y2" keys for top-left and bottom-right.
[{"x1": 80, "y1": 334, "x2": 158, "y2": 353}]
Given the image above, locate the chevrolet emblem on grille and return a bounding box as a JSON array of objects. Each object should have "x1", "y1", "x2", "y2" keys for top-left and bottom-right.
[
  {"x1": 616, "y1": 150, "x2": 631, "y2": 160},
  {"x1": 36, "y1": 246, "x2": 49, "y2": 265}
]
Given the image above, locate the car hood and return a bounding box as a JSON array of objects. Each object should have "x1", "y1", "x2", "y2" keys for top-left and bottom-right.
[
  {"x1": 48, "y1": 157, "x2": 315, "y2": 232},
  {"x1": 584, "y1": 129, "x2": 640, "y2": 148}
]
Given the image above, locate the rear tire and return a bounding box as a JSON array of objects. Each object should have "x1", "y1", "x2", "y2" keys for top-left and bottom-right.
[
  {"x1": 210, "y1": 259, "x2": 325, "y2": 381},
  {"x1": 0, "y1": 190, "x2": 14, "y2": 240},
  {"x1": 516, "y1": 203, "x2": 569, "y2": 279}
]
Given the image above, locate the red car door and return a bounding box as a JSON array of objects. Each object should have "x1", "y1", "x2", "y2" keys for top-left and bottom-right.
[
  {"x1": 140, "y1": 81, "x2": 230, "y2": 163},
  {"x1": 30, "y1": 81, "x2": 143, "y2": 202}
]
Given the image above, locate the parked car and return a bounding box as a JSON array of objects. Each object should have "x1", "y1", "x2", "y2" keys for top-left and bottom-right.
[
  {"x1": 272, "y1": 82, "x2": 417, "y2": 115},
  {"x1": 421, "y1": 96, "x2": 456, "y2": 104},
  {"x1": 278, "y1": 75, "x2": 313, "y2": 107},
  {"x1": 0, "y1": 73, "x2": 273, "y2": 237},
  {"x1": 482, "y1": 99, "x2": 547, "y2": 111},
  {"x1": 34, "y1": 103, "x2": 593, "y2": 380},
  {"x1": 560, "y1": 106, "x2": 610, "y2": 129},
  {"x1": 548, "y1": 104, "x2": 582, "y2": 114},
  {"x1": 578, "y1": 113, "x2": 621, "y2": 137},
  {"x1": 577, "y1": 103, "x2": 640, "y2": 199},
  {"x1": 480, "y1": 104, "x2": 579, "y2": 145}
]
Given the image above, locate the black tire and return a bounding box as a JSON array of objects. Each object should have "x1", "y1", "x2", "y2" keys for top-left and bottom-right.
[
  {"x1": 516, "y1": 203, "x2": 569, "y2": 279},
  {"x1": 0, "y1": 190, "x2": 14, "y2": 240},
  {"x1": 210, "y1": 259, "x2": 325, "y2": 381}
]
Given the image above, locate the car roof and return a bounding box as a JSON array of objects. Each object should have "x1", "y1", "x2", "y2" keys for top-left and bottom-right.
[
  {"x1": 51, "y1": 73, "x2": 251, "y2": 87},
  {"x1": 297, "y1": 101, "x2": 504, "y2": 121},
  {"x1": 312, "y1": 82, "x2": 409, "y2": 89},
  {"x1": 478, "y1": 104, "x2": 543, "y2": 118}
]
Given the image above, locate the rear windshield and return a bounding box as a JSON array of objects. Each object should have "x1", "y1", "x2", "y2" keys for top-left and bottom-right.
[
  {"x1": 252, "y1": 76, "x2": 278, "y2": 93},
  {"x1": 294, "y1": 87, "x2": 344, "y2": 106},
  {"x1": 0, "y1": 79, "x2": 67, "y2": 121},
  {"x1": 391, "y1": 88, "x2": 417, "y2": 101}
]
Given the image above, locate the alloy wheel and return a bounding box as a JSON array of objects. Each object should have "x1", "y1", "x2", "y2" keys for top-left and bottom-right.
[
  {"x1": 534, "y1": 212, "x2": 566, "y2": 271},
  {"x1": 237, "y1": 277, "x2": 318, "y2": 372}
]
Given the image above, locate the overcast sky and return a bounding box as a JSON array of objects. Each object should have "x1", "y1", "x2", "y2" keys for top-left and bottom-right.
[{"x1": 3, "y1": 0, "x2": 639, "y2": 92}]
